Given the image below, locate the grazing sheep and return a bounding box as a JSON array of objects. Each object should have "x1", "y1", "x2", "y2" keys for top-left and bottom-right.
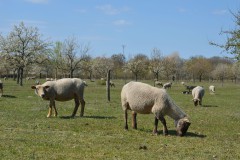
[
  {"x1": 110, "y1": 81, "x2": 115, "y2": 87},
  {"x1": 209, "y1": 85, "x2": 215, "y2": 93},
  {"x1": 121, "y1": 81, "x2": 191, "y2": 136},
  {"x1": 192, "y1": 86, "x2": 205, "y2": 106},
  {"x1": 182, "y1": 91, "x2": 190, "y2": 94},
  {"x1": 185, "y1": 85, "x2": 196, "y2": 92},
  {"x1": 181, "y1": 82, "x2": 185, "y2": 85},
  {"x1": 155, "y1": 81, "x2": 163, "y2": 87},
  {"x1": 163, "y1": 82, "x2": 172, "y2": 89},
  {"x1": 31, "y1": 78, "x2": 86, "y2": 118},
  {"x1": 0, "y1": 80, "x2": 3, "y2": 97}
]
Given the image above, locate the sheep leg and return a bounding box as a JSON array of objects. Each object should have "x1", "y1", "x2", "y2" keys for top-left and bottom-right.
[
  {"x1": 71, "y1": 97, "x2": 80, "y2": 118},
  {"x1": 79, "y1": 99, "x2": 85, "y2": 117},
  {"x1": 132, "y1": 111, "x2": 137, "y2": 129},
  {"x1": 52, "y1": 101, "x2": 58, "y2": 117},
  {"x1": 153, "y1": 117, "x2": 159, "y2": 135},
  {"x1": 47, "y1": 100, "x2": 53, "y2": 118},
  {"x1": 124, "y1": 109, "x2": 128, "y2": 130},
  {"x1": 159, "y1": 116, "x2": 168, "y2": 135}
]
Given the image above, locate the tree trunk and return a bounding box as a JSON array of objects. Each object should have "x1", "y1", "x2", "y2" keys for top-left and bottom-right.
[{"x1": 19, "y1": 67, "x2": 23, "y2": 86}]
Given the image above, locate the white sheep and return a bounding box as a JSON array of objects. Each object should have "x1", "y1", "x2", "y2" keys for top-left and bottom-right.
[
  {"x1": 0, "y1": 80, "x2": 3, "y2": 97},
  {"x1": 163, "y1": 82, "x2": 172, "y2": 89},
  {"x1": 209, "y1": 85, "x2": 215, "y2": 93},
  {"x1": 121, "y1": 81, "x2": 191, "y2": 136},
  {"x1": 31, "y1": 78, "x2": 86, "y2": 118},
  {"x1": 192, "y1": 86, "x2": 205, "y2": 106}
]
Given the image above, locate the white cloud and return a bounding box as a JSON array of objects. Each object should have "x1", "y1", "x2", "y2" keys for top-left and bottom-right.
[
  {"x1": 212, "y1": 9, "x2": 228, "y2": 15},
  {"x1": 113, "y1": 19, "x2": 130, "y2": 26},
  {"x1": 25, "y1": 0, "x2": 49, "y2": 4},
  {"x1": 96, "y1": 4, "x2": 129, "y2": 15}
]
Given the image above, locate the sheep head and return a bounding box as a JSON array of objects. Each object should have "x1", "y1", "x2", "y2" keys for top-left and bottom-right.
[
  {"x1": 193, "y1": 98, "x2": 200, "y2": 106},
  {"x1": 31, "y1": 85, "x2": 51, "y2": 100},
  {"x1": 176, "y1": 117, "x2": 191, "y2": 136}
]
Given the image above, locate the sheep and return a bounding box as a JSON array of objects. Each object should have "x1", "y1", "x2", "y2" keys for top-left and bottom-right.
[
  {"x1": 0, "y1": 80, "x2": 3, "y2": 97},
  {"x1": 26, "y1": 76, "x2": 36, "y2": 80},
  {"x1": 46, "y1": 78, "x2": 54, "y2": 81},
  {"x1": 31, "y1": 78, "x2": 86, "y2": 118},
  {"x1": 110, "y1": 81, "x2": 115, "y2": 87},
  {"x1": 181, "y1": 82, "x2": 185, "y2": 85},
  {"x1": 155, "y1": 81, "x2": 163, "y2": 87},
  {"x1": 121, "y1": 81, "x2": 191, "y2": 136},
  {"x1": 192, "y1": 86, "x2": 205, "y2": 106},
  {"x1": 185, "y1": 85, "x2": 196, "y2": 92},
  {"x1": 209, "y1": 85, "x2": 215, "y2": 93},
  {"x1": 163, "y1": 82, "x2": 172, "y2": 89}
]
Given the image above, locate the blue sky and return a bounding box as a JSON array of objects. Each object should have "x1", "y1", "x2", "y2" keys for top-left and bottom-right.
[{"x1": 0, "y1": 0, "x2": 239, "y2": 59}]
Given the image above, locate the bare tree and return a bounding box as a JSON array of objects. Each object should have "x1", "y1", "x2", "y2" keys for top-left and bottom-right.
[
  {"x1": 62, "y1": 37, "x2": 90, "y2": 78},
  {"x1": 0, "y1": 22, "x2": 50, "y2": 85},
  {"x1": 126, "y1": 54, "x2": 149, "y2": 81},
  {"x1": 149, "y1": 48, "x2": 163, "y2": 81}
]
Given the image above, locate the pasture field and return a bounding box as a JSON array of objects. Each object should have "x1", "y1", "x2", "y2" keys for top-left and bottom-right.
[{"x1": 0, "y1": 79, "x2": 240, "y2": 160}]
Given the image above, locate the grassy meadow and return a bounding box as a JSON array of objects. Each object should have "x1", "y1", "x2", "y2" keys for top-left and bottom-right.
[{"x1": 0, "y1": 79, "x2": 240, "y2": 159}]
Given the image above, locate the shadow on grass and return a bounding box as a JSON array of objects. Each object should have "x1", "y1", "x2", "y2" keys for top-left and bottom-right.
[
  {"x1": 59, "y1": 115, "x2": 116, "y2": 119},
  {"x1": 1, "y1": 95, "x2": 17, "y2": 98},
  {"x1": 202, "y1": 104, "x2": 218, "y2": 107},
  {"x1": 138, "y1": 128, "x2": 206, "y2": 138}
]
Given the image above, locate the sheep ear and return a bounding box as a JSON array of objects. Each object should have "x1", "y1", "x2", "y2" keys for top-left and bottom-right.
[
  {"x1": 31, "y1": 86, "x2": 36, "y2": 89},
  {"x1": 44, "y1": 86, "x2": 50, "y2": 89}
]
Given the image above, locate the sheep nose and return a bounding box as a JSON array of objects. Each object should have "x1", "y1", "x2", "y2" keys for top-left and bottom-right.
[{"x1": 41, "y1": 94, "x2": 45, "y2": 98}]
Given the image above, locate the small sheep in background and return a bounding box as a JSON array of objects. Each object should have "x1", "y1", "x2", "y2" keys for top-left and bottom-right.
[
  {"x1": 181, "y1": 82, "x2": 185, "y2": 85},
  {"x1": 31, "y1": 78, "x2": 86, "y2": 118},
  {"x1": 163, "y1": 82, "x2": 172, "y2": 89},
  {"x1": 192, "y1": 86, "x2": 205, "y2": 106},
  {"x1": 26, "y1": 76, "x2": 36, "y2": 80},
  {"x1": 209, "y1": 85, "x2": 215, "y2": 93},
  {"x1": 110, "y1": 81, "x2": 115, "y2": 87},
  {"x1": 155, "y1": 81, "x2": 163, "y2": 87},
  {"x1": 121, "y1": 81, "x2": 191, "y2": 136},
  {"x1": 46, "y1": 78, "x2": 54, "y2": 81},
  {"x1": 0, "y1": 80, "x2": 3, "y2": 97}
]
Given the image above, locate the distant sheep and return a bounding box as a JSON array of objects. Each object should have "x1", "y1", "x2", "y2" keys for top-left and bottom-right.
[
  {"x1": 121, "y1": 81, "x2": 191, "y2": 136},
  {"x1": 0, "y1": 80, "x2": 3, "y2": 97},
  {"x1": 163, "y1": 82, "x2": 172, "y2": 89},
  {"x1": 155, "y1": 81, "x2": 163, "y2": 87},
  {"x1": 110, "y1": 81, "x2": 115, "y2": 87},
  {"x1": 209, "y1": 85, "x2": 215, "y2": 93},
  {"x1": 46, "y1": 78, "x2": 55, "y2": 81},
  {"x1": 31, "y1": 78, "x2": 86, "y2": 118},
  {"x1": 192, "y1": 86, "x2": 205, "y2": 106},
  {"x1": 181, "y1": 82, "x2": 185, "y2": 85},
  {"x1": 26, "y1": 76, "x2": 36, "y2": 80},
  {"x1": 185, "y1": 85, "x2": 196, "y2": 92}
]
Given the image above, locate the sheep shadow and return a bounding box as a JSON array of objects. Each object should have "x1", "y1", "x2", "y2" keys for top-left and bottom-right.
[
  {"x1": 60, "y1": 115, "x2": 116, "y2": 119},
  {"x1": 1, "y1": 95, "x2": 17, "y2": 98},
  {"x1": 202, "y1": 104, "x2": 218, "y2": 107},
  {"x1": 138, "y1": 128, "x2": 206, "y2": 138}
]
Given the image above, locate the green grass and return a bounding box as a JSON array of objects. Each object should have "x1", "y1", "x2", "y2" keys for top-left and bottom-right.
[{"x1": 0, "y1": 79, "x2": 240, "y2": 159}]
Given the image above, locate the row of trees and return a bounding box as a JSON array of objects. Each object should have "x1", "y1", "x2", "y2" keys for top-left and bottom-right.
[{"x1": 1, "y1": 9, "x2": 240, "y2": 85}]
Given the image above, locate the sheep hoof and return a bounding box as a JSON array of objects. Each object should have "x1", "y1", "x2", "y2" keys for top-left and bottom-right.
[{"x1": 152, "y1": 130, "x2": 159, "y2": 135}]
